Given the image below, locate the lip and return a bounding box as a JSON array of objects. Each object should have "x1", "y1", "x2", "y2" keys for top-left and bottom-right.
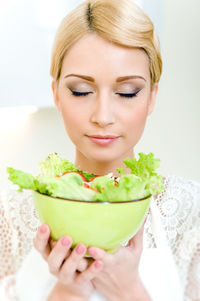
[
  {"x1": 88, "y1": 135, "x2": 120, "y2": 139},
  {"x1": 87, "y1": 135, "x2": 120, "y2": 146}
]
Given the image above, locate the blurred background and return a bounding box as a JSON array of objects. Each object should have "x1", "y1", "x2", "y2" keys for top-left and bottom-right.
[{"x1": 0, "y1": 0, "x2": 200, "y2": 187}]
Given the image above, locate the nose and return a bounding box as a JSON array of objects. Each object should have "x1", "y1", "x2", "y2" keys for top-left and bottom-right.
[{"x1": 90, "y1": 92, "x2": 115, "y2": 127}]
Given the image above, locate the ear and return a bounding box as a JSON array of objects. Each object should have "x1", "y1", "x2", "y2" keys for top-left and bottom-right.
[
  {"x1": 52, "y1": 80, "x2": 61, "y2": 112},
  {"x1": 147, "y1": 83, "x2": 159, "y2": 116}
]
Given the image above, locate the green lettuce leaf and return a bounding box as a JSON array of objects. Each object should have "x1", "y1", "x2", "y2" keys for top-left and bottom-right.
[
  {"x1": 37, "y1": 153, "x2": 77, "y2": 178},
  {"x1": 92, "y1": 174, "x2": 147, "y2": 202},
  {"x1": 7, "y1": 167, "x2": 37, "y2": 192},
  {"x1": 38, "y1": 173, "x2": 96, "y2": 201},
  {"x1": 37, "y1": 152, "x2": 95, "y2": 181},
  {"x1": 123, "y1": 152, "x2": 161, "y2": 179}
]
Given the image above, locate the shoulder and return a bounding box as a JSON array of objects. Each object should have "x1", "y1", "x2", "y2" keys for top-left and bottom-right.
[
  {"x1": 154, "y1": 174, "x2": 200, "y2": 244},
  {"x1": 0, "y1": 183, "x2": 38, "y2": 224},
  {"x1": 165, "y1": 174, "x2": 200, "y2": 195},
  {"x1": 158, "y1": 174, "x2": 200, "y2": 216},
  {"x1": 165, "y1": 174, "x2": 199, "y2": 211}
]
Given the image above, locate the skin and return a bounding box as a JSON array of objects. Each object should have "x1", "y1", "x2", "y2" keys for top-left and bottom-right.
[{"x1": 34, "y1": 32, "x2": 158, "y2": 300}]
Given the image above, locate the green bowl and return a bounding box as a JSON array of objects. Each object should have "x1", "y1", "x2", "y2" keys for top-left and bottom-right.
[{"x1": 33, "y1": 191, "x2": 152, "y2": 256}]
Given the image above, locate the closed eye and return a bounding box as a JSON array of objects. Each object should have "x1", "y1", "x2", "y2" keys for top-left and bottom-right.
[
  {"x1": 70, "y1": 90, "x2": 92, "y2": 97},
  {"x1": 70, "y1": 90, "x2": 141, "y2": 98},
  {"x1": 115, "y1": 90, "x2": 140, "y2": 98}
]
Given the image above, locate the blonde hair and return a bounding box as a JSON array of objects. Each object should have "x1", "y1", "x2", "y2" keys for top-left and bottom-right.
[{"x1": 50, "y1": 0, "x2": 162, "y2": 89}]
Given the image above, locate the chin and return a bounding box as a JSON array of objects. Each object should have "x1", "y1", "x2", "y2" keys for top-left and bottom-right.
[{"x1": 83, "y1": 148, "x2": 124, "y2": 163}]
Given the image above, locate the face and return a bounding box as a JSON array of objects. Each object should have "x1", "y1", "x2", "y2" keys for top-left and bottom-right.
[{"x1": 52, "y1": 33, "x2": 158, "y2": 165}]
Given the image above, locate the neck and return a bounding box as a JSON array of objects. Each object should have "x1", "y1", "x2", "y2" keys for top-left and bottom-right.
[{"x1": 74, "y1": 148, "x2": 135, "y2": 177}]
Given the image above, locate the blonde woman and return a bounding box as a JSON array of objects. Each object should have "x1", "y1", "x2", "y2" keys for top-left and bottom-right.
[{"x1": 0, "y1": 0, "x2": 199, "y2": 300}]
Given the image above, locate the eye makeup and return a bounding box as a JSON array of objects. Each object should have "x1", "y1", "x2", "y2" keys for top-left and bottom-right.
[
  {"x1": 68, "y1": 88, "x2": 142, "y2": 98},
  {"x1": 65, "y1": 79, "x2": 144, "y2": 99}
]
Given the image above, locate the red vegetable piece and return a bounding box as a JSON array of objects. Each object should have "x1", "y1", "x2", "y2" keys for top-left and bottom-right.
[
  {"x1": 57, "y1": 171, "x2": 88, "y2": 182},
  {"x1": 83, "y1": 182, "x2": 98, "y2": 192},
  {"x1": 89, "y1": 187, "x2": 99, "y2": 192},
  {"x1": 84, "y1": 183, "x2": 90, "y2": 188},
  {"x1": 89, "y1": 175, "x2": 100, "y2": 182}
]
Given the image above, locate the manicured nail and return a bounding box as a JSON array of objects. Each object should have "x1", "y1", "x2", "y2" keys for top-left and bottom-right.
[
  {"x1": 52, "y1": 242, "x2": 57, "y2": 248},
  {"x1": 144, "y1": 216, "x2": 148, "y2": 224},
  {"x1": 94, "y1": 261, "x2": 102, "y2": 269},
  {"x1": 40, "y1": 224, "x2": 47, "y2": 233},
  {"x1": 61, "y1": 236, "x2": 71, "y2": 247},
  {"x1": 88, "y1": 248, "x2": 97, "y2": 257},
  {"x1": 76, "y1": 244, "x2": 86, "y2": 255}
]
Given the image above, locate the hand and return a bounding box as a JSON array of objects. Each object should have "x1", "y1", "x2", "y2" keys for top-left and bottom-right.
[
  {"x1": 87, "y1": 222, "x2": 151, "y2": 301},
  {"x1": 33, "y1": 224, "x2": 103, "y2": 299}
]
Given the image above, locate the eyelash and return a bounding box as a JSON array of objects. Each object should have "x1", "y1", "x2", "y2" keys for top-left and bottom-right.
[{"x1": 70, "y1": 90, "x2": 140, "y2": 98}]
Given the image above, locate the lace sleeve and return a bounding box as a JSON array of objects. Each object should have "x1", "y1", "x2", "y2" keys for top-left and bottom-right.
[
  {"x1": 152, "y1": 175, "x2": 200, "y2": 301},
  {"x1": 0, "y1": 184, "x2": 39, "y2": 300},
  {"x1": 144, "y1": 175, "x2": 200, "y2": 301},
  {"x1": 184, "y1": 180, "x2": 200, "y2": 301},
  {"x1": 185, "y1": 239, "x2": 200, "y2": 301}
]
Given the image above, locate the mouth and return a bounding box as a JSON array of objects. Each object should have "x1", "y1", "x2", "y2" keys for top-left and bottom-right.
[
  {"x1": 86, "y1": 135, "x2": 120, "y2": 146},
  {"x1": 87, "y1": 135, "x2": 120, "y2": 139}
]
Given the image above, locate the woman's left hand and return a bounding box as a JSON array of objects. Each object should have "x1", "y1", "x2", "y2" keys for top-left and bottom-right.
[{"x1": 87, "y1": 221, "x2": 151, "y2": 301}]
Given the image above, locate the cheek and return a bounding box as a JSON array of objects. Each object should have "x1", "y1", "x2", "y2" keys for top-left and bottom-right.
[
  {"x1": 122, "y1": 104, "x2": 148, "y2": 139},
  {"x1": 61, "y1": 98, "x2": 88, "y2": 124},
  {"x1": 60, "y1": 101, "x2": 85, "y2": 139}
]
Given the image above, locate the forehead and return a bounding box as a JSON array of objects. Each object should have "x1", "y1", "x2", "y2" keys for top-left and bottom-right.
[{"x1": 61, "y1": 33, "x2": 150, "y2": 79}]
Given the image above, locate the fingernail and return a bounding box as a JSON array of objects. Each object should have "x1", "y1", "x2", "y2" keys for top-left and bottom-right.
[
  {"x1": 52, "y1": 242, "x2": 57, "y2": 248},
  {"x1": 61, "y1": 236, "x2": 71, "y2": 247},
  {"x1": 40, "y1": 224, "x2": 47, "y2": 233},
  {"x1": 94, "y1": 261, "x2": 102, "y2": 269},
  {"x1": 88, "y1": 248, "x2": 97, "y2": 257},
  {"x1": 76, "y1": 244, "x2": 86, "y2": 255},
  {"x1": 144, "y1": 216, "x2": 148, "y2": 224}
]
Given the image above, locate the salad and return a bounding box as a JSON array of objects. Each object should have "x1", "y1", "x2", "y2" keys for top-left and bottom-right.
[{"x1": 7, "y1": 152, "x2": 164, "y2": 202}]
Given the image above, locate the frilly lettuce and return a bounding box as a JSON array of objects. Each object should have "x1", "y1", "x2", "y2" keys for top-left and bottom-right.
[
  {"x1": 7, "y1": 152, "x2": 164, "y2": 202},
  {"x1": 91, "y1": 174, "x2": 147, "y2": 202},
  {"x1": 37, "y1": 152, "x2": 95, "y2": 181}
]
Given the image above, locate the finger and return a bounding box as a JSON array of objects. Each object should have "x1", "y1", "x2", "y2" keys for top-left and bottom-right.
[
  {"x1": 75, "y1": 260, "x2": 103, "y2": 285},
  {"x1": 58, "y1": 244, "x2": 87, "y2": 284},
  {"x1": 87, "y1": 246, "x2": 107, "y2": 261},
  {"x1": 76, "y1": 257, "x2": 90, "y2": 272},
  {"x1": 47, "y1": 236, "x2": 73, "y2": 275},
  {"x1": 49, "y1": 239, "x2": 57, "y2": 249},
  {"x1": 33, "y1": 224, "x2": 51, "y2": 259}
]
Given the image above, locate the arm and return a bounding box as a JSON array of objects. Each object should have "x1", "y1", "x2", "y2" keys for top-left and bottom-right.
[
  {"x1": 125, "y1": 276, "x2": 152, "y2": 301},
  {"x1": 185, "y1": 229, "x2": 200, "y2": 300}
]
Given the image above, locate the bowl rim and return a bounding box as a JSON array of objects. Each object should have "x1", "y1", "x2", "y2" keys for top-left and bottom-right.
[{"x1": 33, "y1": 190, "x2": 152, "y2": 204}]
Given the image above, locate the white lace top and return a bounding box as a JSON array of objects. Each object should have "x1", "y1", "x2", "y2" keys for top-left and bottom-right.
[{"x1": 0, "y1": 175, "x2": 200, "y2": 300}]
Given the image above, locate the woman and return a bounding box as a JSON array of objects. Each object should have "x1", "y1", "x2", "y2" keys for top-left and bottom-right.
[{"x1": 0, "y1": 0, "x2": 199, "y2": 300}]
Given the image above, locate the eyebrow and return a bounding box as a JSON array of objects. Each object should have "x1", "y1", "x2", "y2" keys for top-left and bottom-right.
[{"x1": 64, "y1": 74, "x2": 146, "y2": 82}]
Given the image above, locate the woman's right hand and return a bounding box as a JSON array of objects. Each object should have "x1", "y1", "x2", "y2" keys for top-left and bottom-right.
[{"x1": 33, "y1": 224, "x2": 103, "y2": 299}]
